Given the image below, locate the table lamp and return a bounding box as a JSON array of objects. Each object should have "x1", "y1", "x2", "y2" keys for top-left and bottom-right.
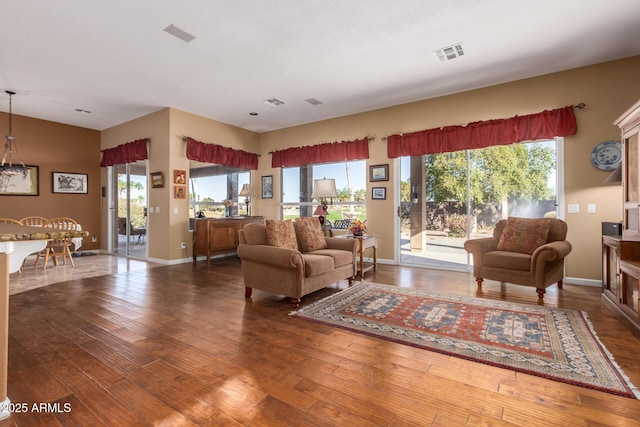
[
  {"x1": 239, "y1": 184, "x2": 256, "y2": 216},
  {"x1": 311, "y1": 178, "x2": 338, "y2": 227}
]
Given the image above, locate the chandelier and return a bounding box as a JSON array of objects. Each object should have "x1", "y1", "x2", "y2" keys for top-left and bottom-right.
[{"x1": 2, "y1": 90, "x2": 25, "y2": 172}]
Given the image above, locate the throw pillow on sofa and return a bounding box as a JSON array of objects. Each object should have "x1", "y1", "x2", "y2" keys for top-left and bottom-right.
[
  {"x1": 497, "y1": 217, "x2": 550, "y2": 255},
  {"x1": 265, "y1": 219, "x2": 298, "y2": 250},
  {"x1": 295, "y1": 217, "x2": 328, "y2": 252}
]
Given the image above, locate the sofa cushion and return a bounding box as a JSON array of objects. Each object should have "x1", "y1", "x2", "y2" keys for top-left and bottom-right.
[
  {"x1": 309, "y1": 248, "x2": 353, "y2": 268},
  {"x1": 243, "y1": 222, "x2": 268, "y2": 245},
  {"x1": 265, "y1": 219, "x2": 298, "y2": 250},
  {"x1": 497, "y1": 217, "x2": 550, "y2": 255},
  {"x1": 301, "y1": 253, "x2": 334, "y2": 277},
  {"x1": 295, "y1": 217, "x2": 328, "y2": 252},
  {"x1": 483, "y1": 251, "x2": 531, "y2": 271}
]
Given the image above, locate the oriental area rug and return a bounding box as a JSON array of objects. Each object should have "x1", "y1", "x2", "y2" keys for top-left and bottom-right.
[{"x1": 292, "y1": 282, "x2": 639, "y2": 399}]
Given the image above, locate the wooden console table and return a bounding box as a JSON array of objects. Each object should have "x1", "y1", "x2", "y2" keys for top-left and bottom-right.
[
  {"x1": 0, "y1": 223, "x2": 88, "y2": 419},
  {"x1": 193, "y1": 217, "x2": 263, "y2": 263}
]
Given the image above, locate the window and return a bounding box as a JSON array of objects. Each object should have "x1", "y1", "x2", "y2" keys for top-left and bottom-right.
[
  {"x1": 281, "y1": 160, "x2": 367, "y2": 224},
  {"x1": 189, "y1": 165, "x2": 250, "y2": 218}
]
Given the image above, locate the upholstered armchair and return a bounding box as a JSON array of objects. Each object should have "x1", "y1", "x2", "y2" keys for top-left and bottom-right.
[{"x1": 463, "y1": 217, "x2": 572, "y2": 299}]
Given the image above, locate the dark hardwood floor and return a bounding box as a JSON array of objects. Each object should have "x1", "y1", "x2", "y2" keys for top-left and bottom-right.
[{"x1": 1, "y1": 257, "x2": 640, "y2": 426}]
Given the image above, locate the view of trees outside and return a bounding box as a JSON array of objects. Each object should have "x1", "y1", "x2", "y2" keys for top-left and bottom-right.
[
  {"x1": 402, "y1": 140, "x2": 557, "y2": 240},
  {"x1": 118, "y1": 174, "x2": 147, "y2": 227}
]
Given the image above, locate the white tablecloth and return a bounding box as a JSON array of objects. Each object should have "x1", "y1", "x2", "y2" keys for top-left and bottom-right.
[{"x1": 72, "y1": 224, "x2": 83, "y2": 251}]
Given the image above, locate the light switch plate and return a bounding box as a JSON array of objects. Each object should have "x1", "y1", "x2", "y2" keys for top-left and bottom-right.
[
  {"x1": 587, "y1": 203, "x2": 596, "y2": 213},
  {"x1": 568, "y1": 204, "x2": 580, "y2": 214}
]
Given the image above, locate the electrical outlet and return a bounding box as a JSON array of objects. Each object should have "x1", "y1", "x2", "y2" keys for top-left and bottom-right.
[
  {"x1": 91, "y1": 236, "x2": 97, "y2": 243},
  {"x1": 181, "y1": 242, "x2": 186, "y2": 249}
]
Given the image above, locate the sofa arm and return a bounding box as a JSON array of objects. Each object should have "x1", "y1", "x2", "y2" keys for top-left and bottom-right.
[
  {"x1": 531, "y1": 240, "x2": 572, "y2": 264},
  {"x1": 237, "y1": 244, "x2": 303, "y2": 269},
  {"x1": 325, "y1": 237, "x2": 358, "y2": 254},
  {"x1": 464, "y1": 237, "x2": 498, "y2": 256}
]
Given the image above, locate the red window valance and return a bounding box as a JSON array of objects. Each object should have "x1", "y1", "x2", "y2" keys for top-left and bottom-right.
[
  {"x1": 100, "y1": 138, "x2": 149, "y2": 167},
  {"x1": 185, "y1": 137, "x2": 259, "y2": 170},
  {"x1": 271, "y1": 137, "x2": 370, "y2": 168},
  {"x1": 387, "y1": 106, "x2": 577, "y2": 158}
]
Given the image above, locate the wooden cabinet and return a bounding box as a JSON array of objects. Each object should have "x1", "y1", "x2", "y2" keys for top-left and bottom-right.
[
  {"x1": 602, "y1": 100, "x2": 640, "y2": 339},
  {"x1": 617, "y1": 99, "x2": 640, "y2": 238},
  {"x1": 193, "y1": 217, "x2": 263, "y2": 263},
  {"x1": 602, "y1": 236, "x2": 640, "y2": 339}
]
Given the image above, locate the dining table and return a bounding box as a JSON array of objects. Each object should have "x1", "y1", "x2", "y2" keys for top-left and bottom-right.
[{"x1": 0, "y1": 223, "x2": 88, "y2": 419}]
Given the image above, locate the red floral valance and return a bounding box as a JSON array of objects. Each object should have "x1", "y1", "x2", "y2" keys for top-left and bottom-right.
[
  {"x1": 387, "y1": 106, "x2": 577, "y2": 158},
  {"x1": 271, "y1": 137, "x2": 370, "y2": 168},
  {"x1": 100, "y1": 138, "x2": 149, "y2": 167},
  {"x1": 185, "y1": 137, "x2": 259, "y2": 170}
]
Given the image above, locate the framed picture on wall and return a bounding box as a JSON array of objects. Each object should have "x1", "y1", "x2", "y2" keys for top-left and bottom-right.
[
  {"x1": 369, "y1": 164, "x2": 389, "y2": 182},
  {"x1": 52, "y1": 171, "x2": 87, "y2": 194},
  {"x1": 262, "y1": 175, "x2": 273, "y2": 199},
  {"x1": 372, "y1": 187, "x2": 386, "y2": 200},
  {"x1": 174, "y1": 185, "x2": 186, "y2": 199},
  {"x1": 0, "y1": 165, "x2": 39, "y2": 196},
  {"x1": 173, "y1": 170, "x2": 186, "y2": 184},
  {"x1": 150, "y1": 171, "x2": 164, "y2": 188}
]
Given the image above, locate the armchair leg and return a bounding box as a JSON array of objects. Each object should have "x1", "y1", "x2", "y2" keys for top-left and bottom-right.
[
  {"x1": 475, "y1": 278, "x2": 483, "y2": 288},
  {"x1": 245, "y1": 287, "x2": 252, "y2": 297},
  {"x1": 290, "y1": 298, "x2": 300, "y2": 310},
  {"x1": 557, "y1": 280, "x2": 563, "y2": 289},
  {"x1": 348, "y1": 276, "x2": 354, "y2": 286},
  {"x1": 536, "y1": 288, "x2": 546, "y2": 299}
]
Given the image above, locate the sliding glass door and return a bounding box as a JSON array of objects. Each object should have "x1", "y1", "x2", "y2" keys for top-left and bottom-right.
[
  {"x1": 399, "y1": 139, "x2": 561, "y2": 271},
  {"x1": 109, "y1": 161, "x2": 148, "y2": 258}
]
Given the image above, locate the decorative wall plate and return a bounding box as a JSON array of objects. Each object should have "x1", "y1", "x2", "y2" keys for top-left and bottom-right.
[{"x1": 590, "y1": 140, "x2": 621, "y2": 171}]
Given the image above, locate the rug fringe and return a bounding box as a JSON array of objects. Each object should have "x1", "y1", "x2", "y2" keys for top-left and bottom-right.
[
  {"x1": 288, "y1": 282, "x2": 368, "y2": 316},
  {"x1": 580, "y1": 311, "x2": 640, "y2": 399}
]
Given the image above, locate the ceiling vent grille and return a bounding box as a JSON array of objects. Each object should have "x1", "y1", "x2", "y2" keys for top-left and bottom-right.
[
  {"x1": 264, "y1": 98, "x2": 285, "y2": 106},
  {"x1": 163, "y1": 24, "x2": 196, "y2": 43},
  {"x1": 305, "y1": 98, "x2": 323, "y2": 106},
  {"x1": 434, "y1": 43, "x2": 464, "y2": 62}
]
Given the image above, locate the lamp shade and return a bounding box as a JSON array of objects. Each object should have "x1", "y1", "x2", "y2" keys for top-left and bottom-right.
[
  {"x1": 239, "y1": 183, "x2": 256, "y2": 197},
  {"x1": 311, "y1": 178, "x2": 338, "y2": 199}
]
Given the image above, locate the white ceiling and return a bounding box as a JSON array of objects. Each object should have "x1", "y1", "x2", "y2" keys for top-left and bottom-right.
[{"x1": 2, "y1": 0, "x2": 640, "y2": 133}]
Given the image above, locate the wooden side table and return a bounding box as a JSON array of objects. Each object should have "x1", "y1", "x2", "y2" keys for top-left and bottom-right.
[{"x1": 339, "y1": 234, "x2": 378, "y2": 280}]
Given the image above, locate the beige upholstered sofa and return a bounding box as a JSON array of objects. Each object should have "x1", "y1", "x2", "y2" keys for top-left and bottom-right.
[
  {"x1": 463, "y1": 217, "x2": 572, "y2": 299},
  {"x1": 237, "y1": 220, "x2": 357, "y2": 308}
]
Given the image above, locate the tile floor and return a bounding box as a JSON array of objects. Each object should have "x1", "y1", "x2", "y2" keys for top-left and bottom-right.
[{"x1": 9, "y1": 253, "x2": 162, "y2": 295}]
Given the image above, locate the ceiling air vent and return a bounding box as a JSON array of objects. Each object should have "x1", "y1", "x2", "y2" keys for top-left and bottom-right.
[
  {"x1": 305, "y1": 98, "x2": 323, "y2": 106},
  {"x1": 264, "y1": 98, "x2": 285, "y2": 106},
  {"x1": 163, "y1": 24, "x2": 196, "y2": 43},
  {"x1": 434, "y1": 43, "x2": 464, "y2": 62}
]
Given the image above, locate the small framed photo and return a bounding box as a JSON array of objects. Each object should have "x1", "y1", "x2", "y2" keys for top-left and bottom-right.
[
  {"x1": 173, "y1": 170, "x2": 186, "y2": 184},
  {"x1": 52, "y1": 171, "x2": 87, "y2": 194},
  {"x1": 369, "y1": 164, "x2": 389, "y2": 182},
  {"x1": 174, "y1": 185, "x2": 186, "y2": 199},
  {"x1": 150, "y1": 172, "x2": 164, "y2": 188},
  {"x1": 372, "y1": 187, "x2": 386, "y2": 200},
  {"x1": 262, "y1": 175, "x2": 273, "y2": 199}
]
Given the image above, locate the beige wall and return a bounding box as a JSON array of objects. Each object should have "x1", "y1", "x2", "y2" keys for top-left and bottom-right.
[
  {"x1": 0, "y1": 113, "x2": 101, "y2": 249},
  {"x1": 258, "y1": 56, "x2": 640, "y2": 282},
  {"x1": 100, "y1": 108, "x2": 260, "y2": 262},
  {"x1": 78, "y1": 55, "x2": 640, "y2": 281}
]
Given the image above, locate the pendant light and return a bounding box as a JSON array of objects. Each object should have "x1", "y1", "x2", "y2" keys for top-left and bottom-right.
[{"x1": 2, "y1": 90, "x2": 25, "y2": 170}]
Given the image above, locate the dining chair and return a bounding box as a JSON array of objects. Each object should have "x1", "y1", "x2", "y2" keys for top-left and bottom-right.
[
  {"x1": 20, "y1": 216, "x2": 48, "y2": 226},
  {"x1": 0, "y1": 218, "x2": 21, "y2": 224},
  {"x1": 35, "y1": 217, "x2": 78, "y2": 270}
]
